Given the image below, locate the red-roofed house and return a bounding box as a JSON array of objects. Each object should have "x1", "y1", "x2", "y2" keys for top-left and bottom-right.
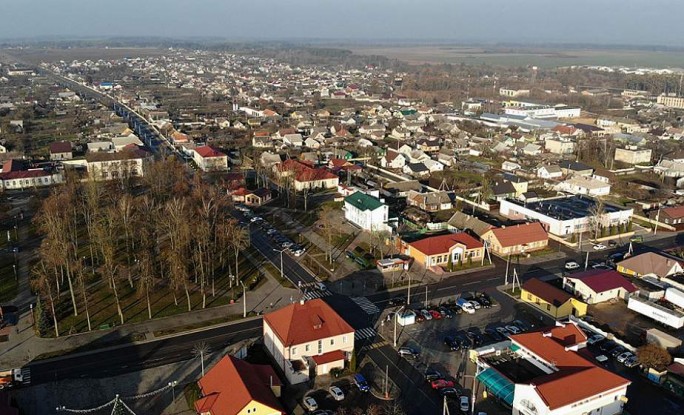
[
  {"x1": 521, "y1": 278, "x2": 588, "y2": 319},
  {"x1": 656, "y1": 205, "x2": 684, "y2": 230},
  {"x1": 481, "y1": 222, "x2": 549, "y2": 256},
  {"x1": 504, "y1": 322, "x2": 630, "y2": 415},
  {"x1": 263, "y1": 299, "x2": 354, "y2": 384},
  {"x1": 195, "y1": 355, "x2": 284, "y2": 415},
  {"x1": 193, "y1": 146, "x2": 228, "y2": 172},
  {"x1": 275, "y1": 159, "x2": 339, "y2": 191},
  {"x1": 402, "y1": 232, "x2": 484, "y2": 269},
  {"x1": 563, "y1": 269, "x2": 637, "y2": 304},
  {"x1": 49, "y1": 141, "x2": 73, "y2": 160}
]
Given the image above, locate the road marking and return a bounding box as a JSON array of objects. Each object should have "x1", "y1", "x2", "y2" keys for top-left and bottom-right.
[
  {"x1": 373, "y1": 347, "x2": 437, "y2": 405},
  {"x1": 355, "y1": 327, "x2": 377, "y2": 341},
  {"x1": 351, "y1": 297, "x2": 380, "y2": 314}
]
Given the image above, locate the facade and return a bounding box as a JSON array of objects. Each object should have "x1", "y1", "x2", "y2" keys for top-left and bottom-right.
[
  {"x1": 406, "y1": 190, "x2": 452, "y2": 212},
  {"x1": 555, "y1": 176, "x2": 611, "y2": 196},
  {"x1": 380, "y1": 150, "x2": 406, "y2": 169},
  {"x1": 657, "y1": 94, "x2": 684, "y2": 110},
  {"x1": 344, "y1": 191, "x2": 389, "y2": 231},
  {"x1": 562, "y1": 269, "x2": 637, "y2": 304},
  {"x1": 521, "y1": 278, "x2": 587, "y2": 319},
  {"x1": 49, "y1": 141, "x2": 73, "y2": 160},
  {"x1": 537, "y1": 165, "x2": 563, "y2": 179},
  {"x1": 86, "y1": 149, "x2": 148, "y2": 181},
  {"x1": 193, "y1": 146, "x2": 228, "y2": 172},
  {"x1": 402, "y1": 232, "x2": 484, "y2": 269},
  {"x1": 658, "y1": 206, "x2": 684, "y2": 226},
  {"x1": 0, "y1": 170, "x2": 63, "y2": 190},
  {"x1": 263, "y1": 299, "x2": 354, "y2": 384},
  {"x1": 275, "y1": 159, "x2": 339, "y2": 191},
  {"x1": 499, "y1": 197, "x2": 632, "y2": 236},
  {"x1": 499, "y1": 88, "x2": 530, "y2": 98},
  {"x1": 544, "y1": 138, "x2": 576, "y2": 155},
  {"x1": 481, "y1": 222, "x2": 548, "y2": 256},
  {"x1": 614, "y1": 147, "x2": 652, "y2": 165},
  {"x1": 195, "y1": 355, "x2": 284, "y2": 415}
]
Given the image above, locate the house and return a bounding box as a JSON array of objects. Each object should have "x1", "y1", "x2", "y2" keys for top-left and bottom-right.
[
  {"x1": 537, "y1": 165, "x2": 563, "y2": 179},
  {"x1": 244, "y1": 188, "x2": 272, "y2": 207},
  {"x1": 49, "y1": 141, "x2": 73, "y2": 160},
  {"x1": 304, "y1": 137, "x2": 321, "y2": 149},
  {"x1": 275, "y1": 159, "x2": 339, "y2": 191},
  {"x1": 111, "y1": 135, "x2": 144, "y2": 152},
  {"x1": 521, "y1": 278, "x2": 587, "y2": 319},
  {"x1": 263, "y1": 299, "x2": 355, "y2": 384},
  {"x1": 252, "y1": 136, "x2": 272, "y2": 148},
  {"x1": 555, "y1": 175, "x2": 611, "y2": 196},
  {"x1": 654, "y1": 206, "x2": 684, "y2": 229},
  {"x1": 522, "y1": 143, "x2": 542, "y2": 156},
  {"x1": 380, "y1": 150, "x2": 406, "y2": 169},
  {"x1": 494, "y1": 323, "x2": 631, "y2": 415},
  {"x1": 195, "y1": 355, "x2": 284, "y2": 415},
  {"x1": 86, "y1": 147, "x2": 149, "y2": 181},
  {"x1": 406, "y1": 190, "x2": 452, "y2": 212},
  {"x1": 0, "y1": 160, "x2": 62, "y2": 190},
  {"x1": 492, "y1": 181, "x2": 517, "y2": 201},
  {"x1": 446, "y1": 211, "x2": 494, "y2": 237},
  {"x1": 614, "y1": 147, "x2": 652, "y2": 165},
  {"x1": 344, "y1": 191, "x2": 389, "y2": 232},
  {"x1": 617, "y1": 252, "x2": 683, "y2": 279},
  {"x1": 403, "y1": 232, "x2": 484, "y2": 269},
  {"x1": 481, "y1": 222, "x2": 548, "y2": 256},
  {"x1": 193, "y1": 146, "x2": 228, "y2": 172},
  {"x1": 402, "y1": 162, "x2": 430, "y2": 178},
  {"x1": 559, "y1": 161, "x2": 593, "y2": 176},
  {"x1": 502, "y1": 161, "x2": 522, "y2": 172},
  {"x1": 87, "y1": 141, "x2": 114, "y2": 153},
  {"x1": 382, "y1": 180, "x2": 422, "y2": 198},
  {"x1": 260, "y1": 152, "x2": 283, "y2": 168},
  {"x1": 562, "y1": 269, "x2": 637, "y2": 304},
  {"x1": 545, "y1": 138, "x2": 576, "y2": 155},
  {"x1": 422, "y1": 159, "x2": 444, "y2": 173},
  {"x1": 283, "y1": 134, "x2": 303, "y2": 148}
]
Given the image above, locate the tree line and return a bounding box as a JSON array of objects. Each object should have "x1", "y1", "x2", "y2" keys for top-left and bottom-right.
[{"x1": 31, "y1": 158, "x2": 249, "y2": 337}]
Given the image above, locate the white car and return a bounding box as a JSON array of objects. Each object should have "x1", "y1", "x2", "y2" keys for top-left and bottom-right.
[
  {"x1": 564, "y1": 261, "x2": 580, "y2": 270},
  {"x1": 315, "y1": 282, "x2": 327, "y2": 291},
  {"x1": 505, "y1": 325, "x2": 521, "y2": 335},
  {"x1": 593, "y1": 244, "x2": 607, "y2": 251},
  {"x1": 459, "y1": 395, "x2": 470, "y2": 412},
  {"x1": 461, "y1": 303, "x2": 476, "y2": 314},
  {"x1": 468, "y1": 300, "x2": 481, "y2": 310},
  {"x1": 303, "y1": 397, "x2": 318, "y2": 412},
  {"x1": 329, "y1": 386, "x2": 345, "y2": 401},
  {"x1": 420, "y1": 309, "x2": 433, "y2": 320},
  {"x1": 617, "y1": 351, "x2": 634, "y2": 363}
]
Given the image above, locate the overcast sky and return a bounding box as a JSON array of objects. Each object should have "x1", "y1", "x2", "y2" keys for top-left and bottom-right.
[{"x1": 1, "y1": 0, "x2": 681, "y2": 46}]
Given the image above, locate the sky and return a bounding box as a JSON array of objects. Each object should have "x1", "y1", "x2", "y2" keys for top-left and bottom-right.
[{"x1": 0, "y1": 0, "x2": 682, "y2": 46}]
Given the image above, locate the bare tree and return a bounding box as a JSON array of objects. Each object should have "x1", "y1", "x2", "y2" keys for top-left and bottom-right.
[
  {"x1": 31, "y1": 261, "x2": 60, "y2": 338},
  {"x1": 318, "y1": 204, "x2": 337, "y2": 264}
]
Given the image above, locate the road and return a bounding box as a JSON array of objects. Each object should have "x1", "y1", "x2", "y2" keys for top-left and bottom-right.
[{"x1": 26, "y1": 319, "x2": 262, "y2": 385}]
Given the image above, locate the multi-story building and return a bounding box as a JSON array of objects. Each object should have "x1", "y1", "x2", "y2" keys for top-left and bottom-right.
[
  {"x1": 657, "y1": 94, "x2": 684, "y2": 109},
  {"x1": 499, "y1": 88, "x2": 530, "y2": 98},
  {"x1": 344, "y1": 191, "x2": 389, "y2": 232},
  {"x1": 263, "y1": 299, "x2": 355, "y2": 384},
  {"x1": 614, "y1": 147, "x2": 652, "y2": 165},
  {"x1": 86, "y1": 147, "x2": 150, "y2": 181},
  {"x1": 192, "y1": 145, "x2": 228, "y2": 172}
]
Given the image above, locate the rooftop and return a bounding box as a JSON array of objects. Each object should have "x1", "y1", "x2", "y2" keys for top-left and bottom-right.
[{"x1": 508, "y1": 195, "x2": 626, "y2": 221}]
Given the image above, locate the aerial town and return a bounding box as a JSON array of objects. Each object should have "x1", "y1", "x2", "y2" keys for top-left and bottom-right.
[{"x1": 0, "y1": 11, "x2": 684, "y2": 415}]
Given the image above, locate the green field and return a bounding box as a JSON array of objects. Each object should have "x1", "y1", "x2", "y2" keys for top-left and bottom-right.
[{"x1": 348, "y1": 45, "x2": 684, "y2": 69}]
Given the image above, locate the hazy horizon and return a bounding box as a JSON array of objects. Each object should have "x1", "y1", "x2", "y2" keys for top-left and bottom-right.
[{"x1": 0, "y1": 0, "x2": 682, "y2": 47}]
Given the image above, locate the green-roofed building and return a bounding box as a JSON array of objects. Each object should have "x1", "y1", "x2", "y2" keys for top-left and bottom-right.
[{"x1": 344, "y1": 191, "x2": 389, "y2": 231}]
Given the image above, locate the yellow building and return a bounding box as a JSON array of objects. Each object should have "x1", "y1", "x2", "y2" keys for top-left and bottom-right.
[
  {"x1": 402, "y1": 232, "x2": 484, "y2": 269},
  {"x1": 521, "y1": 278, "x2": 587, "y2": 319}
]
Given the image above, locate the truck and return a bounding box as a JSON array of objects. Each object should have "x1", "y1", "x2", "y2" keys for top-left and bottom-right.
[{"x1": 0, "y1": 369, "x2": 22, "y2": 389}]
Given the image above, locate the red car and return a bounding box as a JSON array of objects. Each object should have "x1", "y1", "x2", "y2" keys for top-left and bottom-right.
[
  {"x1": 431, "y1": 379, "x2": 455, "y2": 389},
  {"x1": 429, "y1": 310, "x2": 442, "y2": 319}
]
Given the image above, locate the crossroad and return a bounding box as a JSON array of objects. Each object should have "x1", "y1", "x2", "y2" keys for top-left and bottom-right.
[
  {"x1": 303, "y1": 289, "x2": 333, "y2": 300},
  {"x1": 354, "y1": 327, "x2": 377, "y2": 341},
  {"x1": 351, "y1": 296, "x2": 380, "y2": 314}
]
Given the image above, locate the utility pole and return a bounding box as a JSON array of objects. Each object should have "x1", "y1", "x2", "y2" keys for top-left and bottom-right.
[
  {"x1": 424, "y1": 286, "x2": 428, "y2": 308},
  {"x1": 240, "y1": 281, "x2": 246, "y2": 318},
  {"x1": 504, "y1": 254, "x2": 511, "y2": 285},
  {"x1": 407, "y1": 273, "x2": 412, "y2": 305},
  {"x1": 384, "y1": 365, "x2": 389, "y2": 399}
]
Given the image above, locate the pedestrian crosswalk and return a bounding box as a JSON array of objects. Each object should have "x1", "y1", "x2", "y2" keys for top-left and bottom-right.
[
  {"x1": 360, "y1": 340, "x2": 388, "y2": 352},
  {"x1": 20, "y1": 367, "x2": 31, "y2": 385},
  {"x1": 351, "y1": 296, "x2": 380, "y2": 314},
  {"x1": 303, "y1": 289, "x2": 332, "y2": 300},
  {"x1": 355, "y1": 327, "x2": 377, "y2": 341}
]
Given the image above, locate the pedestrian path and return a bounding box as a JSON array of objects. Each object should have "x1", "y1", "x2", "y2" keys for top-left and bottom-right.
[
  {"x1": 303, "y1": 289, "x2": 333, "y2": 300},
  {"x1": 355, "y1": 327, "x2": 377, "y2": 341},
  {"x1": 20, "y1": 367, "x2": 31, "y2": 385},
  {"x1": 351, "y1": 296, "x2": 380, "y2": 314}
]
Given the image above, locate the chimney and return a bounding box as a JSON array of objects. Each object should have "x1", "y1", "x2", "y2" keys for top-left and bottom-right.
[
  {"x1": 542, "y1": 331, "x2": 553, "y2": 337},
  {"x1": 300, "y1": 299, "x2": 305, "y2": 305}
]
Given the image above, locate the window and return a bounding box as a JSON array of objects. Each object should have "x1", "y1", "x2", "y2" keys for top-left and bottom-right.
[
  {"x1": 546, "y1": 304, "x2": 551, "y2": 311},
  {"x1": 527, "y1": 294, "x2": 532, "y2": 300},
  {"x1": 291, "y1": 347, "x2": 297, "y2": 356},
  {"x1": 318, "y1": 340, "x2": 322, "y2": 354},
  {"x1": 330, "y1": 338, "x2": 335, "y2": 346},
  {"x1": 305, "y1": 344, "x2": 310, "y2": 352},
  {"x1": 343, "y1": 336, "x2": 347, "y2": 344}
]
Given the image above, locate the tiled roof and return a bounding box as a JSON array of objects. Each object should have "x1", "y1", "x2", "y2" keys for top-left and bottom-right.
[
  {"x1": 566, "y1": 269, "x2": 637, "y2": 294},
  {"x1": 195, "y1": 145, "x2": 226, "y2": 158},
  {"x1": 618, "y1": 252, "x2": 682, "y2": 278},
  {"x1": 196, "y1": 355, "x2": 283, "y2": 415},
  {"x1": 311, "y1": 350, "x2": 346, "y2": 365},
  {"x1": 264, "y1": 298, "x2": 354, "y2": 346},
  {"x1": 510, "y1": 324, "x2": 630, "y2": 410},
  {"x1": 522, "y1": 278, "x2": 572, "y2": 307},
  {"x1": 345, "y1": 191, "x2": 384, "y2": 212},
  {"x1": 408, "y1": 232, "x2": 483, "y2": 256},
  {"x1": 661, "y1": 205, "x2": 684, "y2": 220},
  {"x1": 486, "y1": 222, "x2": 548, "y2": 248},
  {"x1": 49, "y1": 141, "x2": 72, "y2": 154}
]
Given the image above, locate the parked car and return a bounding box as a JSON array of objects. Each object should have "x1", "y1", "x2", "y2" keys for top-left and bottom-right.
[
  {"x1": 398, "y1": 347, "x2": 420, "y2": 358},
  {"x1": 303, "y1": 397, "x2": 318, "y2": 412},
  {"x1": 609, "y1": 345, "x2": 626, "y2": 358},
  {"x1": 496, "y1": 327, "x2": 510, "y2": 337},
  {"x1": 429, "y1": 309, "x2": 442, "y2": 320},
  {"x1": 425, "y1": 369, "x2": 443, "y2": 382},
  {"x1": 329, "y1": 386, "x2": 345, "y2": 401},
  {"x1": 475, "y1": 297, "x2": 491, "y2": 308},
  {"x1": 431, "y1": 379, "x2": 455, "y2": 390},
  {"x1": 438, "y1": 306, "x2": 453, "y2": 318},
  {"x1": 455, "y1": 334, "x2": 471, "y2": 349},
  {"x1": 456, "y1": 298, "x2": 475, "y2": 313},
  {"x1": 593, "y1": 243, "x2": 607, "y2": 251},
  {"x1": 388, "y1": 296, "x2": 406, "y2": 306},
  {"x1": 505, "y1": 325, "x2": 522, "y2": 335},
  {"x1": 485, "y1": 328, "x2": 505, "y2": 342},
  {"x1": 459, "y1": 395, "x2": 470, "y2": 412},
  {"x1": 512, "y1": 320, "x2": 530, "y2": 331},
  {"x1": 439, "y1": 387, "x2": 460, "y2": 397},
  {"x1": 565, "y1": 261, "x2": 580, "y2": 270},
  {"x1": 599, "y1": 340, "x2": 617, "y2": 352},
  {"x1": 617, "y1": 352, "x2": 634, "y2": 363},
  {"x1": 468, "y1": 300, "x2": 481, "y2": 310},
  {"x1": 353, "y1": 374, "x2": 370, "y2": 392},
  {"x1": 587, "y1": 334, "x2": 605, "y2": 345},
  {"x1": 624, "y1": 356, "x2": 640, "y2": 368},
  {"x1": 444, "y1": 336, "x2": 460, "y2": 351},
  {"x1": 420, "y1": 309, "x2": 433, "y2": 321}
]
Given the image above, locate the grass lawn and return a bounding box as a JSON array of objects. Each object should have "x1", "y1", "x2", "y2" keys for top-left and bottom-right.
[{"x1": 0, "y1": 256, "x2": 18, "y2": 303}]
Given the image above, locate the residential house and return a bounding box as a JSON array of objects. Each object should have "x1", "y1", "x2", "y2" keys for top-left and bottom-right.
[
  {"x1": 111, "y1": 135, "x2": 144, "y2": 152},
  {"x1": 304, "y1": 137, "x2": 321, "y2": 149},
  {"x1": 562, "y1": 269, "x2": 637, "y2": 304},
  {"x1": 422, "y1": 159, "x2": 444, "y2": 173},
  {"x1": 654, "y1": 159, "x2": 684, "y2": 179},
  {"x1": 382, "y1": 180, "x2": 422, "y2": 198},
  {"x1": 403, "y1": 232, "x2": 484, "y2": 269},
  {"x1": 446, "y1": 211, "x2": 494, "y2": 237},
  {"x1": 655, "y1": 206, "x2": 684, "y2": 229},
  {"x1": 502, "y1": 161, "x2": 522, "y2": 172},
  {"x1": 252, "y1": 136, "x2": 272, "y2": 148},
  {"x1": 86, "y1": 147, "x2": 149, "y2": 181},
  {"x1": 344, "y1": 191, "x2": 389, "y2": 232},
  {"x1": 283, "y1": 134, "x2": 303, "y2": 148},
  {"x1": 559, "y1": 161, "x2": 593, "y2": 176},
  {"x1": 406, "y1": 190, "x2": 452, "y2": 212},
  {"x1": 87, "y1": 141, "x2": 114, "y2": 153},
  {"x1": 416, "y1": 138, "x2": 440, "y2": 153},
  {"x1": 231, "y1": 188, "x2": 272, "y2": 207},
  {"x1": 556, "y1": 175, "x2": 611, "y2": 196},
  {"x1": 522, "y1": 143, "x2": 542, "y2": 156},
  {"x1": 260, "y1": 152, "x2": 283, "y2": 168},
  {"x1": 617, "y1": 252, "x2": 683, "y2": 279},
  {"x1": 0, "y1": 160, "x2": 62, "y2": 191},
  {"x1": 537, "y1": 165, "x2": 563, "y2": 179},
  {"x1": 49, "y1": 141, "x2": 73, "y2": 160},
  {"x1": 492, "y1": 181, "x2": 517, "y2": 201},
  {"x1": 193, "y1": 146, "x2": 228, "y2": 172},
  {"x1": 263, "y1": 299, "x2": 355, "y2": 384},
  {"x1": 521, "y1": 278, "x2": 588, "y2": 319},
  {"x1": 481, "y1": 222, "x2": 548, "y2": 256},
  {"x1": 275, "y1": 159, "x2": 339, "y2": 191},
  {"x1": 403, "y1": 162, "x2": 430, "y2": 178},
  {"x1": 544, "y1": 138, "x2": 576, "y2": 155},
  {"x1": 195, "y1": 355, "x2": 284, "y2": 415}
]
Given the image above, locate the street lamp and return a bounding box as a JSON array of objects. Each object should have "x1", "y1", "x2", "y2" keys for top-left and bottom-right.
[
  {"x1": 393, "y1": 306, "x2": 405, "y2": 347},
  {"x1": 240, "y1": 281, "x2": 246, "y2": 318},
  {"x1": 168, "y1": 380, "x2": 178, "y2": 402},
  {"x1": 406, "y1": 273, "x2": 412, "y2": 305},
  {"x1": 273, "y1": 248, "x2": 286, "y2": 283},
  {"x1": 12, "y1": 264, "x2": 16, "y2": 281}
]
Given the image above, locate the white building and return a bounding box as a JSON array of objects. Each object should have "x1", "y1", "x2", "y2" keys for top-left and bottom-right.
[
  {"x1": 657, "y1": 94, "x2": 684, "y2": 109},
  {"x1": 544, "y1": 138, "x2": 576, "y2": 155},
  {"x1": 86, "y1": 148, "x2": 149, "y2": 181},
  {"x1": 0, "y1": 170, "x2": 63, "y2": 190},
  {"x1": 344, "y1": 191, "x2": 389, "y2": 232},
  {"x1": 555, "y1": 175, "x2": 611, "y2": 196},
  {"x1": 499, "y1": 88, "x2": 530, "y2": 98},
  {"x1": 192, "y1": 146, "x2": 228, "y2": 172},
  {"x1": 614, "y1": 147, "x2": 652, "y2": 165},
  {"x1": 499, "y1": 196, "x2": 632, "y2": 236}
]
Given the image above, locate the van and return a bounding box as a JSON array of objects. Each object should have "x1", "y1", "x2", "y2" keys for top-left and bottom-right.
[{"x1": 353, "y1": 373, "x2": 370, "y2": 392}]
